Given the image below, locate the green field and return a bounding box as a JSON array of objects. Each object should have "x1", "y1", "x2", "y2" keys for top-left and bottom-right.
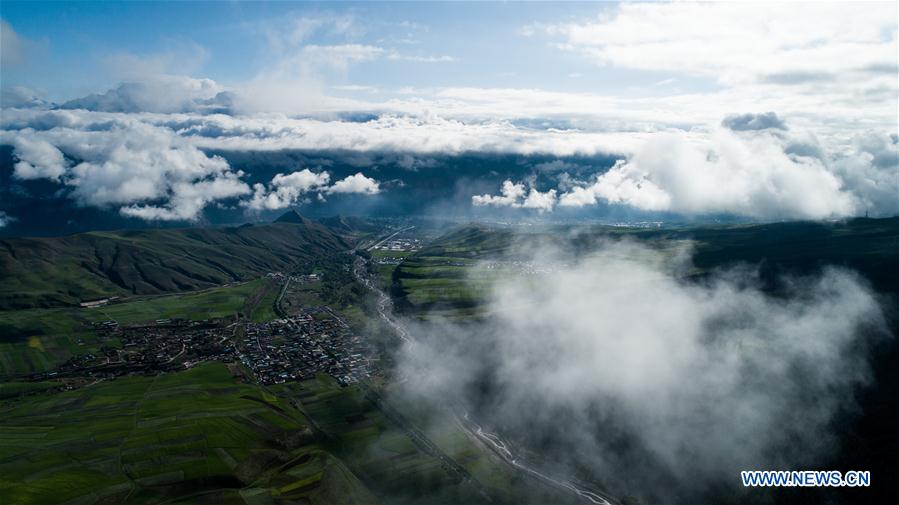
[
  {"x1": 272, "y1": 376, "x2": 559, "y2": 504},
  {"x1": 394, "y1": 218, "x2": 899, "y2": 320},
  {"x1": 370, "y1": 249, "x2": 415, "y2": 292},
  {"x1": 249, "y1": 281, "x2": 281, "y2": 323},
  {"x1": 0, "y1": 279, "x2": 280, "y2": 377},
  {"x1": 0, "y1": 309, "x2": 109, "y2": 378},
  {"x1": 0, "y1": 363, "x2": 376, "y2": 505},
  {"x1": 94, "y1": 280, "x2": 266, "y2": 324},
  {"x1": 0, "y1": 363, "x2": 562, "y2": 504},
  {"x1": 0, "y1": 219, "x2": 348, "y2": 309}
]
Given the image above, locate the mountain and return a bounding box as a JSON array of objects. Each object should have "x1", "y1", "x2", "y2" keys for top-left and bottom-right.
[
  {"x1": 273, "y1": 209, "x2": 315, "y2": 225},
  {"x1": 0, "y1": 218, "x2": 350, "y2": 309}
]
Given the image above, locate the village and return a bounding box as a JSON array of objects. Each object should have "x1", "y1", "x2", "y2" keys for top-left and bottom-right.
[
  {"x1": 239, "y1": 310, "x2": 377, "y2": 385},
  {"x1": 33, "y1": 306, "x2": 378, "y2": 388}
]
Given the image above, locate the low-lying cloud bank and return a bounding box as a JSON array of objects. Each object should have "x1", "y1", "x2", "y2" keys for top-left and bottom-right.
[
  {"x1": 474, "y1": 115, "x2": 898, "y2": 219},
  {"x1": 1, "y1": 103, "x2": 896, "y2": 221},
  {"x1": 397, "y1": 240, "x2": 887, "y2": 500},
  {"x1": 0, "y1": 110, "x2": 384, "y2": 220}
]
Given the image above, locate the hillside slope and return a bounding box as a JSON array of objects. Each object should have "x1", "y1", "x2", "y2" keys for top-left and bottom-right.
[
  {"x1": 0, "y1": 217, "x2": 349, "y2": 309},
  {"x1": 393, "y1": 218, "x2": 899, "y2": 318}
]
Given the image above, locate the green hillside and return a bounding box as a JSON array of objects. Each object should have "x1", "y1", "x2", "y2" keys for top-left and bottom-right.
[
  {"x1": 0, "y1": 218, "x2": 349, "y2": 309},
  {"x1": 0, "y1": 362, "x2": 379, "y2": 505},
  {"x1": 393, "y1": 218, "x2": 899, "y2": 319}
]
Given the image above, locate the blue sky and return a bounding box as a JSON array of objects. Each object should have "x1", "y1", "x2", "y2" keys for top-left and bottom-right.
[{"x1": 2, "y1": 1, "x2": 714, "y2": 102}]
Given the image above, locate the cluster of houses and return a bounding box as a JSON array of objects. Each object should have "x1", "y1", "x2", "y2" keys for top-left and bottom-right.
[
  {"x1": 37, "y1": 307, "x2": 375, "y2": 390},
  {"x1": 239, "y1": 313, "x2": 376, "y2": 386},
  {"x1": 374, "y1": 237, "x2": 421, "y2": 252},
  {"x1": 45, "y1": 319, "x2": 236, "y2": 379},
  {"x1": 480, "y1": 259, "x2": 569, "y2": 276}
]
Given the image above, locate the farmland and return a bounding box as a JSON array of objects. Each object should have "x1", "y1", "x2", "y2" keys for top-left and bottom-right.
[
  {"x1": 0, "y1": 279, "x2": 277, "y2": 378},
  {"x1": 0, "y1": 362, "x2": 375, "y2": 505},
  {"x1": 0, "y1": 360, "x2": 565, "y2": 505},
  {"x1": 393, "y1": 218, "x2": 899, "y2": 319}
]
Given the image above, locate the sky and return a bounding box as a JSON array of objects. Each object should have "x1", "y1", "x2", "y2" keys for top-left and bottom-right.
[
  {"x1": 1, "y1": 2, "x2": 681, "y2": 101},
  {"x1": 1, "y1": 1, "x2": 897, "y2": 226}
]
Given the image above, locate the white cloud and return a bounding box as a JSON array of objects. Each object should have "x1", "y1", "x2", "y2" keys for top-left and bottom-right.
[
  {"x1": 332, "y1": 84, "x2": 378, "y2": 93},
  {"x1": 541, "y1": 3, "x2": 897, "y2": 86},
  {"x1": 387, "y1": 51, "x2": 456, "y2": 63},
  {"x1": 0, "y1": 19, "x2": 39, "y2": 68},
  {"x1": 60, "y1": 76, "x2": 227, "y2": 114},
  {"x1": 472, "y1": 180, "x2": 527, "y2": 207},
  {"x1": 245, "y1": 169, "x2": 331, "y2": 210},
  {"x1": 520, "y1": 187, "x2": 557, "y2": 212},
  {"x1": 245, "y1": 169, "x2": 379, "y2": 210},
  {"x1": 557, "y1": 128, "x2": 890, "y2": 219},
  {"x1": 176, "y1": 112, "x2": 637, "y2": 156},
  {"x1": 4, "y1": 3, "x2": 892, "y2": 223},
  {"x1": 121, "y1": 175, "x2": 250, "y2": 221},
  {"x1": 326, "y1": 172, "x2": 380, "y2": 194},
  {"x1": 398, "y1": 240, "x2": 887, "y2": 498},
  {"x1": 830, "y1": 132, "x2": 899, "y2": 217},
  {"x1": 0, "y1": 86, "x2": 49, "y2": 109},
  {"x1": 265, "y1": 14, "x2": 360, "y2": 52},
  {"x1": 0, "y1": 211, "x2": 14, "y2": 228},
  {"x1": 721, "y1": 112, "x2": 786, "y2": 132},
  {"x1": 302, "y1": 44, "x2": 385, "y2": 71},
  {"x1": 473, "y1": 180, "x2": 557, "y2": 213},
  {"x1": 516, "y1": 2, "x2": 897, "y2": 143},
  {"x1": 2, "y1": 106, "x2": 895, "y2": 220},
  {"x1": 9, "y1": 134, "x2": 68, "y2": 180},
  {"x1": 273, "y1": 169, "x2": 331, "y2": 192},
  {"x1": 103, "y1": 42, "x2": 210, "y2": 80},
  {"x1": 2, "y1": 119, "x2": 250, "y2": 221}
]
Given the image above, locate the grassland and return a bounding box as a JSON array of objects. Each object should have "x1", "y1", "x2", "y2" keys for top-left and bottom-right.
[
  {"x1": 94, "y1": 280, "x2": 267, "y2": 325},
  {"x1": 0, "y1": 362, "x2": 553, "y2": 504},
  {"x1": 0, "y1": 279, "x2": 280, "y2": 378},
  {"x1": 0, "y1": 220, "x2": 349, "y2": 309},
  {"x1": 0, "y1": 362, "x2": 377, "y2": 505},
  {"x1": 272, "y1": 376, "x2": 557, "y2": 504},
  {"x1": 274, "y1": 378, "x2": 476, "y2": 503},
  {"x1": 369, "y1": 249, "x2": 414, "y2": 291},
  {"x1": 394, "y1": 218, "x2": 899, "y2": 319}
]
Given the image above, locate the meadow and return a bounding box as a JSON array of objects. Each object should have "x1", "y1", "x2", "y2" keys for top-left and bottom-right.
[
  {"x1": 393, "y1": 218, "x2": 899, "y2": 320},
  {"x1": 0, "y1": 279, "x2": 278, "y2": 377},
  {"x1": 0, "y1": 360, "x2": 557, "y2": 504},
  {"x1": 0, "y1": 363, "x2": 375, "y2": 505}
]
